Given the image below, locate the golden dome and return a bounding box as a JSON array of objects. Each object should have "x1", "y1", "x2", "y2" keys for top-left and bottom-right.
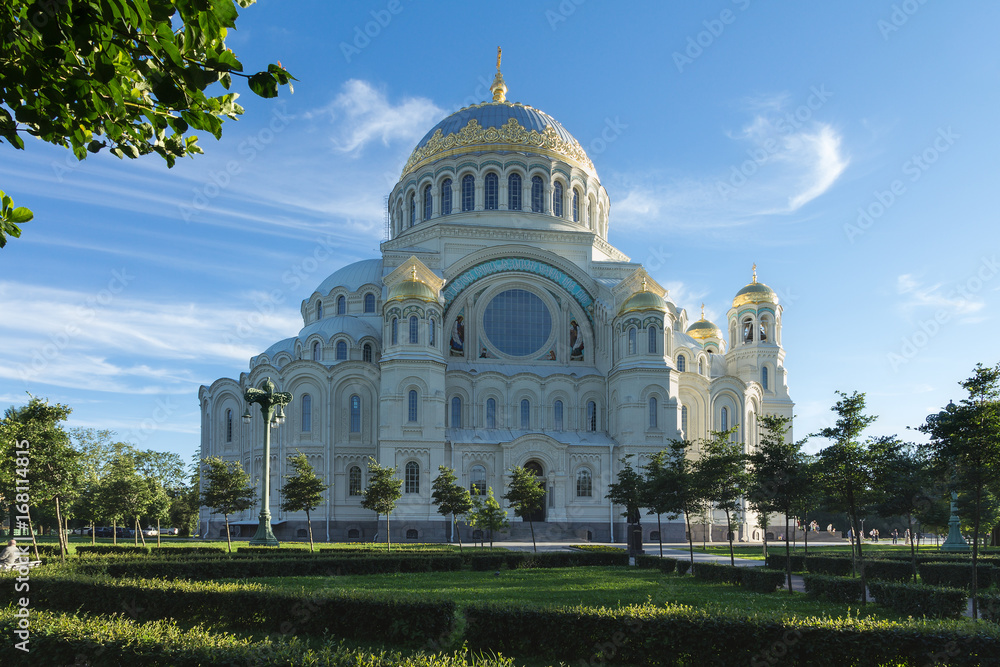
[
  {"x1": 732, "y1": 264, "x2": 777, "y2": 308},
  {"x1": 686, "y1": 304, "x2": 722, "y2": 340},
  {"x1": 619, "y1": 281, "x2": 667, "y2": 315},
  {"x1": 387, "y1": 266, "x2": 438, "y2": 302}
]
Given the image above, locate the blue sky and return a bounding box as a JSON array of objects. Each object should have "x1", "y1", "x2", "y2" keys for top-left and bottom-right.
[{"x1": 2, "y1": 1, "x2": 998, "y2": 459}]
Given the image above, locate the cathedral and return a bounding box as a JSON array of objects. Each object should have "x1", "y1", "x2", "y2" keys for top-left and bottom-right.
[{"x1": 198, "y1": 61, "x2": 794, "y2": 543}]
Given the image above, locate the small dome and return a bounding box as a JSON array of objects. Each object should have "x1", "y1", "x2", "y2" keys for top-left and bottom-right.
[
  {"x1": 387, "y1": 279, "x2": 438, "y2": 303},
  {"x1": 733, "y1": 265, "x2": 778, "y2": 308},
  {"x1": 620, "y1": 290, "x2": 666, "y2": 315},
  {"x1": 686, "y1": 318, "x2": 723, "y2": 341}
]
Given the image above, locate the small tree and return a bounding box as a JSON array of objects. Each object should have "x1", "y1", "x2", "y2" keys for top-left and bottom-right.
[
  {"x1": 102, "y1": 453, "x2": 154, "y2": 546},
  {"x1": 199, "y1": 457, "x2": 255, "y2": 553},
  {"x1": 646, "y1": 439, "x2": 704, "y2": 564},
  {"x1": 695, "y1": 429, "x2": 748, "y2": 566},
  {"x1": 607, "y1": 455, "x2": 645, "y2": 553},
  {"x1": 431, "y1": 466, "x2": 473, "y2": 550},
  {"x1": 145, "y1": 478, "x2": 172, "y2": 547},
  {"x1": 469, "y1": 487, "x2": 509, "y2": 549},
  {"x1": 279, "y1": 452, "x2": 329, "y2": 552},
  {"x1": 503, "y1": 466, "x2": 546, "y2": 552},
  {"x1": 360, "y1": 458, "x2": 402, "y2": 553}
]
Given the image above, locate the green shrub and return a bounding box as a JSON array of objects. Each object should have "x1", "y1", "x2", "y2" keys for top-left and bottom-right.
[
  {"x1": 469, "y1": 555, "x2": 506, "y2": 571},
  {"x1": 919, "y1": 561, "x2": 995, "y2": 591},
  {"x1": 803, "y1": 574, "x2": 864, "y2": 603},
  {"x1": 865, "y1": 559, "x2": 915, "y2": 582},
  {"x1": 463, "y1": 600, "x2": 1000, "y2": 665},
  {"x1": 804, "y1": 555, "x2": 854, "y2": 576},
  {"x1": 675, "y1": 558, "x2": 693, "y2": 575},
  {"x1": 978, "y1": 593, "x2": 1000, "y2": 623},
  {"x1": 635, "y1": 554, "x2": 677, "y2": 573},
  {"x1": 76, "y1": 545, "x2": 151, "y2": 557},
  {"x1": 869, "y1": 581, "x2": 968, "y2": 619},
  {"x1": 765, "y1": 553, "x2": 806, "y2": 572},
  {"x1": 1, "y1": 574, "x2": 456, "y2": 646},
  {"x1": 151, "y1": 546, "x2": 227, "y2": 556},
  {"x1": 740, "y1": 568, "x2": 786, "y2": 593},
  {"x1": 0, "y1": 608, "x2": 510, "y2": 667},
  {"x1": 692, "y1": 561, "x2": 742, "y2": 585}
]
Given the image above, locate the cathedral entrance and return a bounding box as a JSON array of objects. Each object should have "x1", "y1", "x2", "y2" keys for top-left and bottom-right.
[{"x1": 523, "y1": 460, "x2": 546, "y2": 522}]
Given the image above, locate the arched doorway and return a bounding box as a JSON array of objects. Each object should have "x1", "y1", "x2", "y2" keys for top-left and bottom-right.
[{"x1": 523, "y1": 460, "x2": 546, "y2": 522}]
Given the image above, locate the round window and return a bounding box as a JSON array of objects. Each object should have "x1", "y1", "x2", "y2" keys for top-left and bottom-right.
[{"x1": 482, "y1": 289, "x2": 552, "y2": 357}]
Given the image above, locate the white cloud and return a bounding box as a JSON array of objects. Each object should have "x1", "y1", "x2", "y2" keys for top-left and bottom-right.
[
  {"x1": 895, "y1": 273, "x2": 984, "y2": 317},
  {"x1": 316, "y1": 80, "x2": 445, "y2": 156}
]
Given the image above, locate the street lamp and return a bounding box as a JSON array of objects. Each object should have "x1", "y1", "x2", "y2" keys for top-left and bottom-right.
[{"x1": 243, "y1": 377, "x2": 291, "y2": 546}]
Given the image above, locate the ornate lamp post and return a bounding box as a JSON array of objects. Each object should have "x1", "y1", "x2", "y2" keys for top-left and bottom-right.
[{"x1": 242, "y1": 377, "x2": 291, "y2": 546}]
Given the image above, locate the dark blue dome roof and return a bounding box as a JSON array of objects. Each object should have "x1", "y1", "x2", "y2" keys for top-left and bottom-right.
[{"x1": 414, "y1": 103, "x2": 579, "y2": 150}]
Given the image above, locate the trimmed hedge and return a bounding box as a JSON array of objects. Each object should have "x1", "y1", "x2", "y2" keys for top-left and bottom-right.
[
  {"x1": 76, "y1": 545, "x2": 151, "y2": 556},
  {"x1": 150, "y1": 546, "x2": 228, "y2": 556},
  {"x1": 635, "y1": 554, "x2": 679, "y2": 573},
  {"x1": 865, "y1": 559, "x2": 915, "y2": 583},
  {"x1": 869, "y1": 581, "x2": 968, "y2": 619},
  {"x1": 0, "y1": 609, "x2": 510, "y2": 667},
  {"x1": 804, "y1": 556, "x2": 854, "y2": 576},
  {"x1": 803, "y1": 573, "x2": 864, "y2": 603},
  {"x1": 69, "y1": 554, "x2": 464, "y2": 579},
  {"x1": 463, "y1": 601, "x2": 1000, "y2": 666},
  {"x1": 741, "y1": 567, "x2": 787, "y2": 593},
  {"x1": 765, "y1": 553, "x2": 806, "y2": 572},
  {"x1": 676, "y1": 558, "x2": 693, "y2": 575},
  {"x1": 919, "y1": 561, "x2": 995, "y2": 591},
  {"x1": 1, "y1": 574, "x2": 456, "y2": 646},
  {"x1": 692, "y1": 561, "x2": 742, "y2": 585},
  {"x1": 979, "y1": 593, "x2": 1000, "y2": 623}
]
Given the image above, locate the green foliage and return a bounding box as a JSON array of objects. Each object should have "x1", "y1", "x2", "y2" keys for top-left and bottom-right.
[
  {"x1": 467, "y1": 487, "x2": 509, "y2": 548},
  {"x1": 0, "y1": 574, "x2": 457, "y2": 647},
  {"x1": 0, "y1": 608, "x2": 510, "y2": 667},
  {"x1": 675, "y1": 558, "x2": 693, "y2": 575},
  {"x1": 361, "y1": 457, "x2": 403, "y2": 551},
  {"x1": 636, "y1": 554, "x2": 679, "y2": 573},
  {"x1": 979, "y1": 592, "x2": 1000, "y2": 623},
  {"x1": 432, "y1": 466, "x2": 473, "y2": 548},
  {"x1": 606, "y1": 455, "x2": 645, "y2": 524},
  {"x1": 803, "y1": 573, "x2": 865, "y2": 603},
  {"x1": 865, "y1": 558, "x2": 915, "y2": 582},
  {"x1": 692, "y1": 561, "x2": 742, "y2": 585},
  {"x1": 868, "y1": 580, "x2": 968, "y2": 619},
  {"x1": 0, "y1": 0, "x2": 295, "y2": 244},
  {"x1": 279, "y1": 451, "x2": 329, "y2": 552},
  {"x1": 918, "y1": 561, "x2": 995, "y2": 591},
  {"x1": 740, "y1": 567, "x2": 787, "y2": 593},
  {"x1": 0, "y1": 189, "x2": 31, "y2": 247},
  {"x1": 199, "y1": 456, "x2": 254, "y2": 552},
  {"x1": 765, "y1": 553, "x2": 806, "y2": 572},
  {"x1": 643, "y1": 440, "x2": 703, "y2": 560},
  {"x1": 804, "y1": 556, "x2": 855, "y2": 577},
  {"x1": 75, "y1": 545, "x2": 151, "y2": 557},
  {"x1": 503, "y1": 465, "x2": 546, "y2": 551},
  {"x1": 694, "y1": 428, "x2": 750, "y2": 564}
]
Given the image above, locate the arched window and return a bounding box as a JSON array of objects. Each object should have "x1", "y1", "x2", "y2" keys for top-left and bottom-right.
[
  {"x1": 450, "y1": 396, "x2": 462, "y2": 428},
  {"x1": 470, "y1": 465, "x2": 486, "y2": 495},
  {"x1": 627, "y1": 327, "x2": 637, "y2": 355},
  {"x1": 225, "y1": 409, "x2": 233, "y2": 442},
  {"x1": 484, "y1": 173, "x2": 498, "y2": 210},
  {"x1": 441, "y1": 178, "x2": 452, "y2": 215},
  {"x1": 698, "y1": 358, "x2": 705, "y2": 375},
  {"x1": 648, "y1": 326, "x2": 658, "y2": 354},
  {"x1": 408, "y1": 193, "x2": 415, "y2": 227},
  {"x1": 508, "y1": 173, "x2": 522, "y2": 210},
  {"x1": 742, "y1": 317, "x2": 754, "y2": 343},
  {"x1": 336, "y1": 340, "x2": 347, "y2": 360},
  {"x1": 407, "y1": 390, "x2": 418, "y2": 422},
  {"x1": 760, "y1": 319, "x2": 768, "y2": 342},
  {"x1": 576, "y1": 468, "x2": 592, "y2": 497},
  {"x1": 301, "y1": 394, "x2": 312, "y2": 432},
  {"x1": 520, "y1": 399, "x2": 530, "y2": 429},
  {"x1": 486, "y1": 398, "x2": 496, "y2": 429},
  {"x1": 405, "y1": 461, "x2": 419, "y2": 494},
  {"x1": 364, "y1": 293, "x2": 375, "y2": 313},
  {"x1": 350, "y1": 395, "x2": 361, "y2": 433},
  {"x1": 337, "y1": 295, "x2": 346, "y2": 315},
  {"x1": 552, "y1": 181, "x2": 564, "y2": 217},
  {"x1": 677, "y1": 355, "x2": 686, "y2": 372},
  {"x1": 721, "y1": 406, "x2": 729, "y2": 432},
  {"x1": 391, "y1": 318, "x2": 398, "y2": 345},
  {"x1": 316, "y1": 302, "x2": 323, "y2": 320},
  {"x1": 409, "y1": 315, "x2": 418, "y2": 344},
  {"x1": 423, "y1": 184, "x2": 432, "y2": 221},
  {"x1": 762, "y1": 366, "x2": 769, "y2": 390},
  {"x1": 312, "y1": 341, "x2": 321, "y2": 361},
  {"x1": 349, "y1": 466, "x2": 362, "y2": 496},
  {"x1": 461, "y1": 174, "x2": 475, "y2": 211},
  {"x1": 554, "y1": 400, "x2": 564, "y2": 431},
  {"x1": 587, "y1": 400, "x2": 597, "y2": 432},
  {"x1": 681, "y1": 405, "x2": 688, "y2": 432},
  {"x1": 531, "y1": 175, "x2": 543, "y2": 213},
  {"x1": 363, "y1": 343, "x2": 373, "y2": 363},
  {"x1": 429, "y1": 318, "x2": 436, "y2": 346},
  {"x1": 649, "y1": 397, "x2": 657, "y2": 428},
  {"x1": 572, "y1": 188, "x2": 580, "y2": 222}
]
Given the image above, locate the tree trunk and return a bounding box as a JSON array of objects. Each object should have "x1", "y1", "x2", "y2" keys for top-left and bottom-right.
[
  {"x1": 785, "y1": 513, "x2": 792, "y2": 593},
  {"x1": 90, "y1": 521, "x2": 96, "y2": 545},
  {"x1": 726, "y1": 509, "x2": 735, "y2": 566},
  {"x1": 27, "y1": 515, "x2": 40, "y2": 561},
  {"x1": 803, "y1": 516, "x2": 809, "y2": 555},
  {"x1": 224, "y1": 513, "x2": 232, "y2": 553},
  {"x1": 386, "y1": 513, "x2": 391, "y2": 553},
  {"x1": 850, "y1": 509, "x2": 867, "y2": 604},
  {"x1": 972, "y1": 486, "x2": 982, "y2": 620},
  {"x1": 112, "y1": 518, "x2": 117, "y2": 546},
  {"x1": 306, "y1": 509, "x2": 314, "y2": 553},
  {"x1": 157, "y1": 518, "x2": 161, "y2": 548},
  {"x1": 685, "y1": 511, "x2": 695, "y2": 564},
  {"x1": 137, "y1": 517, "x2": 147, "y2": 547},
  {"x1": 907, "y1": 512, "x2": 917, "y2": 583},
  {"x1": 54, "y1": 496, "x2": 66, "y2": 562},
  {"x1": 528, "y1": 518, "x2": 537, "y2": 553},
  {"x1": 454, "y1": 515, "x2": 464, "y2": 552},
  {"x1": 657, "y1": 513, "x2": 663, "y2": 557}
]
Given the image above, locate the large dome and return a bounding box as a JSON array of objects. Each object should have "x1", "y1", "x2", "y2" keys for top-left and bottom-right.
[{"x1": 400, "y1": 101, "x2": 595, "y2": 179}]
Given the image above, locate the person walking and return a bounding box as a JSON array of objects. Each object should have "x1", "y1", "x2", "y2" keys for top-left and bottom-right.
[
  {"x1": 891, "y1": 528, "x2": 899, "y2": 544},
  {"x1": 0, "y1": 540, "x2": 20, "y2": 570}
]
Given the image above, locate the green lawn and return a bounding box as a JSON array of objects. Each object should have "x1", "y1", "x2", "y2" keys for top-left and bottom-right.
[{"x1": 241, "y1": 566, "x2": 918, "y2": 622}]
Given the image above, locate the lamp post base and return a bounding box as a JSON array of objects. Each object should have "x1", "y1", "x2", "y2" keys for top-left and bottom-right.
[{"x1": 248, "y1": 513, "x2": 280, "y2": 547}]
